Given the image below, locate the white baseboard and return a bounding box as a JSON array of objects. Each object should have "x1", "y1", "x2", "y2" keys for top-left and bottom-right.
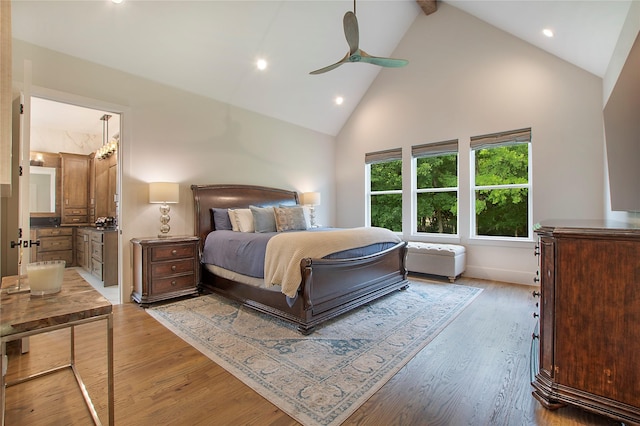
[{"x1": 463, "y1": 265, "x2": 538, "y2": 286}]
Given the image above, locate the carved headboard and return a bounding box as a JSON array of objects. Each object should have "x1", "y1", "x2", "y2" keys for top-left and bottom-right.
[{"x1": 190, "y1": 184, "x2": 299, "y2": 251}]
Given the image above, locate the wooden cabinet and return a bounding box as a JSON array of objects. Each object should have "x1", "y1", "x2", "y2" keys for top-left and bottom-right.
[
  {"x1": 76, "y1": 227, "x2": 90, "y2": 269},
  {"x1": 532, "y1": 220, "x2": 640, "y2": 424},
  {"x1": 60, "y1": 153, "x2": 90, "y2": 225},
  {"x1": 90, "y1": 229, "x2": 118, "y2": 287},
  {"x1": 30, "y1": 227, "x2": 74, "y2": 265},
  {"x1": 131, "y1": 236, "x2": 199, "y2": 306},
  {"x1": 76, "y1": 227, "x2": 117, "y2": 287}
]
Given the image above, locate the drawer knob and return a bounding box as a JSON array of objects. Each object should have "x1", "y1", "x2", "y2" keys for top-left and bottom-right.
[
  {"x1": 171, "y1": 280, "x2": 177, "y2": 286},
  {"x1": 532, "y1": 291, "x2": 540, "y2": 298},
  {"x1": 171, "y1": 250, "x2": 178, "y2": 256},
  {"x1": 533, "y1": 312, "x2": 539, "y2": 318},
  {"x1": 171, "y1": 265, "x2": 177, "y2": 271}
]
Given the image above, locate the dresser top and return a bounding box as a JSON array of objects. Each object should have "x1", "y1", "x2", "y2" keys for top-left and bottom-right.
[
  {"x1": 535, "y1": 219, "x2": 640, "y2": 237},
  {"x1": 130, "y1": 235, "x2": 199, "y2": 244}
]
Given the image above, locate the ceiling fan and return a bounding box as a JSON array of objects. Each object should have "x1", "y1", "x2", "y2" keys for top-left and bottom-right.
[{"x1": 309, "y1": 0, "x2": 409, "y2": 75}]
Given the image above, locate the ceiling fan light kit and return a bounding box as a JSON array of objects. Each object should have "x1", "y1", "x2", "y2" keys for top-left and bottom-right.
[{"x1": 310, "y1": 1, "x2": 408, "y2": 75}]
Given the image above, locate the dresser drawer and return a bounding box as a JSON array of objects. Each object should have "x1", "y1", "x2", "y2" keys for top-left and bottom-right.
[
  {"x1": 151, "y1": 274, "x2": 195, "y2": 294},
  {"x1": 151, "y1": 258, "x2": 195, "y2": 278},
  {"x1": 65, "y1": 207, "x2": 88, "y2": 216},
  {"x1": 91, "y1": 242, "x2": 104, "y2": 261},
  {"x1": 91, "y1": 232, "x2": 104, "y2": 243},
  {"x1": 151, "y1": 244, "x2": 196, "y2": 262},
  {"x1": 39, "y1": 236, "x2": 73, "y2": 252},
  {"x1": 36, "y1": 227, "x2": 73, "y2": 238},
  {"x1": 38, "y1": 250, "x2": 74, "y2": 264},
  {"x1": 65, "y1": 215, "x2": 88, "y2": 224},
  {"x1": 91, "y1": 258, "x2": 103, "y2": 280}
]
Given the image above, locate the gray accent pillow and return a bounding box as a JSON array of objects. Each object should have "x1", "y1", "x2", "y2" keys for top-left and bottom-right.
[
  {"x1": 250, "y1": 205, "x2": 277, "y2": 233},
  {"x1": 211, "y1": 208, "x2": 232, "y2": 231},
  {"x1": 274, "y1": 206, "x2": 307, "y2": 232}
]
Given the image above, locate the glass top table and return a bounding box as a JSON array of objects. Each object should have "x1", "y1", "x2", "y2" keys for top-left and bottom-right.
[{"x1": 1, "y1": 269, "x2": 113, "y2": 425}]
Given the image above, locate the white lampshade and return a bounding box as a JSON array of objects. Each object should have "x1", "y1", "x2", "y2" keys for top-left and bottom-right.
[
  {"x1": 149, "y1": 182, "x2": 179, "y2": 204},
  {"x1": 301, "y1": 192, "x2": 320, "y2": 206}
]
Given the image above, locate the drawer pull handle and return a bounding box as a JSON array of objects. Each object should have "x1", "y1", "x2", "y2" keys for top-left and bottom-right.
[
  {"x1": 171, "y1": 265, "x2": 177, "y2": 271},
  {"x1": 171, "y1": 280, "x2": 177, "y2": 286},
  {"x1": 171, "y1": 250, "x2": 178, "y2": 256}
]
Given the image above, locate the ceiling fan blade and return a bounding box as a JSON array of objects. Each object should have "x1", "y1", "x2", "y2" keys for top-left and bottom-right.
[
  {"x1": 309, "y1": 52, "x2": 350, "y2": 75},
  {"x1": 359, "y1": 49, "x2": 409, "y2": 68},
  {"x1": 343, "y1": 11, "x2": 359, "y2": 55}
]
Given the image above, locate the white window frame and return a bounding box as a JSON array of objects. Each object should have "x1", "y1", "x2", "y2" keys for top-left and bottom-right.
[
  {"x1": 365, "y1": 151, "x2": 403, "y2": 232},
  {"x1": 470, "y1": 135, "x2": 533, "y2": 242},
  {"x1": 411, "y1": 141, "x2": 459, "y2": 237}
]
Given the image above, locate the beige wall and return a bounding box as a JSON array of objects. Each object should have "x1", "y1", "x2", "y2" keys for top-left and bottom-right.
[
  {"x1": 11, "y1": 40, "x2": 335, "y2": 300},
  {"x1": 335, "y1": 3, "x2": 606, "y2": 285}
]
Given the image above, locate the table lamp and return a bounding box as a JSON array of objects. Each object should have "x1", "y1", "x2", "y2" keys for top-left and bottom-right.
[
  {"x1": 149, "y1": 182, "x2": 179, "y2": 237},
  {"x1": 301, "y1": 191, "x2": 321, "y2": 227}
]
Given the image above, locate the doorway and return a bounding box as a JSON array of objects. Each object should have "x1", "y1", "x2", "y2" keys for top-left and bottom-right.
[{"x1": 27, "y1": 97, "x2": 121, "y2": 304}]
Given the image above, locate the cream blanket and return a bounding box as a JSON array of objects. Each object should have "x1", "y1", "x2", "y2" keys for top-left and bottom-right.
[{"x1": 264, "y1": 227, "x2": 402, "y2": 298}]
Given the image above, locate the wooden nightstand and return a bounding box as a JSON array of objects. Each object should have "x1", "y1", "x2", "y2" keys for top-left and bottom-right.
[{"x1": 131, "y1": 236, "x2": 200, "y2": 306}]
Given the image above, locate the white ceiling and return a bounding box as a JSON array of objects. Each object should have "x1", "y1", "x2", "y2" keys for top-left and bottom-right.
[{"x1": 12, "y1": 0, "x2": 632, "y2": 137}]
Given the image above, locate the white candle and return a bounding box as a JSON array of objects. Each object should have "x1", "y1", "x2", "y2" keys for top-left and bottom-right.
[{"x1": 28, "y1": 261, "x2": 65, "y2": 295}]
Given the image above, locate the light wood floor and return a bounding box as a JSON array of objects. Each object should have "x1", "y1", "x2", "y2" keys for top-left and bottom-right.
[{"x1": 4, "y1": 276, "x2": 624, "y2": 425}]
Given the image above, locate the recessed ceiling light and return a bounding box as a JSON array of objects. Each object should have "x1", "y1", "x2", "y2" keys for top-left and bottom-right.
[
  {"x1": 335, "y1": 96, "x2": 344, "y2": 105},
  {"x1": 256, "y1": 59, "x2": 268, "y2": 71},
  {"x1": 112, "y1": 0, "x2": 124, "y2": 4},
  {"x1": 542, "y1": 28, "x2": 554, "y2": 38}
]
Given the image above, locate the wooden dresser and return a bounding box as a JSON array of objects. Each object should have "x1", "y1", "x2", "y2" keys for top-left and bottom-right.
[
  {"x1": 532, "y1": 220, "x2": 640, "y2": 424},
  {"x1": 131, "y1": 236, "x2": 200, "y2": 306}
]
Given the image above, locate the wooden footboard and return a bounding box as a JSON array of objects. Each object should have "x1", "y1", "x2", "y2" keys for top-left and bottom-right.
[{"x1": 199, "y1": 241, "x2": 408, "y2": 334}]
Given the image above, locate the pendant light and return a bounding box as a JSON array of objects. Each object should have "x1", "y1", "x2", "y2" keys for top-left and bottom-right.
[{"x1": 96, "y1": 114, "x2": 117, "y2": 160}]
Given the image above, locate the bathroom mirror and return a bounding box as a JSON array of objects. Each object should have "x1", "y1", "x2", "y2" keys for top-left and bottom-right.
[{"x1": 30, "y1": 166, "x2": 56, "y2": 213}]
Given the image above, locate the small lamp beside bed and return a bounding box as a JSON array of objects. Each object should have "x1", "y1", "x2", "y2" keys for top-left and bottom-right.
[
  {"x1": 301, "y1": 192, "x2": 320, "y2": 227},
  {"x1": 149, "y1": 182, "x2": 179, "y2": 237}
]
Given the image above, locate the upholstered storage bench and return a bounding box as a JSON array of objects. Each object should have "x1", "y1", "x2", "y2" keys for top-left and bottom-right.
[{"x1": 405, "y1": 242, "x2": 466, "y2": 282}]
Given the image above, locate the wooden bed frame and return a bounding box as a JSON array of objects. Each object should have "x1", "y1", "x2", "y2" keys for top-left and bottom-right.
[{"x1": 191, "y1": 184, "x2": 408, "y2": 334}]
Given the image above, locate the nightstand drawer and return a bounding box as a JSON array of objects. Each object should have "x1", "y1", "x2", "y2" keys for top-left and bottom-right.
[
  {"x1": 151, "y1": 244, "x2": 195, "y2": 262},
  {"x1": 151, "y1": 259, "x2": 195, "y2": 278},
  {"x1": 152, "y1": 274, "x2": 195, "y2": 294}
]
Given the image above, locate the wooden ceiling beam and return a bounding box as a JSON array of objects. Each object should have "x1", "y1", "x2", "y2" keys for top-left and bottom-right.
[{"x1": 416, "y1": 0, "x2": 438, "y2": 16}]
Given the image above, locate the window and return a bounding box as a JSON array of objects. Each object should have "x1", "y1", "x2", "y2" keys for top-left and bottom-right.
[
  {"x1": 365, "y1": 148, "x2": 402, "y2": 232},
  {"x1": 412, "y1": 140, "x2": 458, "y2": 235},
  {"x1": 471, "y1": 128, "x2": 532, "y2": 239}
]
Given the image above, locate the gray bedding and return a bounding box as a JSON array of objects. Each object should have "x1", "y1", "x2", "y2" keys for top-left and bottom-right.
[{"x1": 201, "y1": 228, "x2": 397, "y2": 278}]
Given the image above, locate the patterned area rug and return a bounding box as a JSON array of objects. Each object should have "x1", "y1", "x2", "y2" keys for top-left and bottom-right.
[{"x1": 147, "y1": 281, "x2": 482, "y2": 425}]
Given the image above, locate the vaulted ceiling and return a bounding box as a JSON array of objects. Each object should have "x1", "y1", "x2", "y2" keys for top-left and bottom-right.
[{"x1": 12, "y1": 0, "x2": 632, "y2": 136}]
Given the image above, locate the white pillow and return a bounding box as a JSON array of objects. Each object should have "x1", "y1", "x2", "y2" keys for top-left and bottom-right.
[
  {"x1": 228, "y1": 208, "x2": 254, "y2": 232},
  {"x1": 228, "y1": 208, "x2": 240, "y2": 231}
]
